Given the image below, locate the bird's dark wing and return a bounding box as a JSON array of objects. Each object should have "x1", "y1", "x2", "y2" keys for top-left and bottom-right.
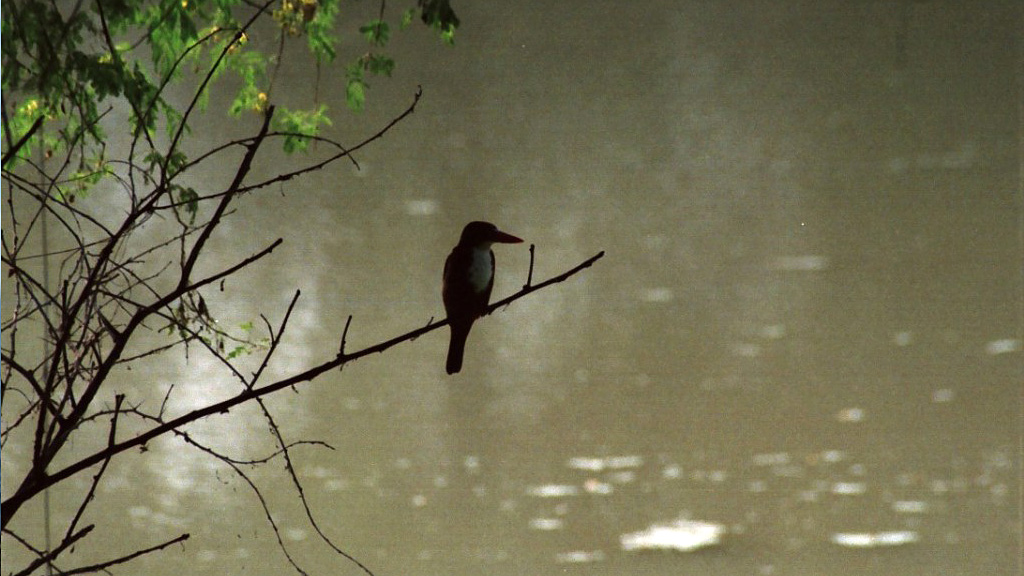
[{"x1": 443, "y1": 246, "x2": 491, "y2": 321}]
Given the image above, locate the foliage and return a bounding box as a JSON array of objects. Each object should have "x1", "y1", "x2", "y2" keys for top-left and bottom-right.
[
  {"x1": 1, "y1": 0, "x2": 459, "y2": 168},
  {"x1": 277, "y1": 104, "x2": 332, "y2": 152},
  {"x1": 418, "y1": 0, "x2": 459, "y2": 44}
]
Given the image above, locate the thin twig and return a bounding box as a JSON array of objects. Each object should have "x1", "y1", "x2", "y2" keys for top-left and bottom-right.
[
  {"x1": 65, "y1": 394, "x2": 124, "y2": 538},
  {"x1": 179, "y1": 109, "x2": 276, "y2": 284},
  {"x1": 233, "y1": 87, "x2": 422, "y2": 196},
  {"x1": 223, "y1": 458, "x2": 309, "y2": 575},
  {"x1": 254, "y1": 391, "x2": 375, "y2": 576},
  {"x1": 525, "y1": 243, "x2": 535, "y2": 288},
  {"x1": 162, "y1": 1, "x2": 276, "y2": 172},
  {"x1": 8, "y1": 524, "x2": 94, "y2": 576},
  {"x1": 338, "y1": 315, "x2": 353, "y2": 357},
  {"x1": 489, "y1": 250, "x2": 604, "y2": 313},
  {"x1": 250, "y1": 290, "x2": 301, "y2": 388},
  {"x1": 58, "y1": 533, "x2": 190, "y2": 576}
]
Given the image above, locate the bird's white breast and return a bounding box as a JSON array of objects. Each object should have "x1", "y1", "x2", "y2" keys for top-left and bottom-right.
[{"x1": 467, "y1": 246, "x2": 493, "y2": 292}]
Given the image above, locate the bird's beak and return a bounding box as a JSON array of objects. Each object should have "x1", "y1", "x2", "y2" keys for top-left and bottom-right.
[{"x1": 491, "y1": 229, "x2": 524, "y2": 244}]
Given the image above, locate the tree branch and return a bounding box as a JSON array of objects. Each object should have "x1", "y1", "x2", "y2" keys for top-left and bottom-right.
[
  {"x1": 1, "y1": 106, "x2": 279, "y2": 530},
  {"x1": 179, "y1": 107, "x2": 275, "y2": 284},
  {"x1": 249, "y1": 290, "x2": 300, "y2": 389},
  {"x1": 234, "y1": 87, "x2": 422, "y2": 195},
  {"x1": 1, "y1": 115, "x2": 44, "y2": 167},
  {"x1": 59, "y1": 532, "x2": 190, "y2": 576},
  {"x1": 0, "y1": 250, "x2": 605, "y2": 521},
  {"x1": 8, "y1": 524, "x2": 94, "y2": 576},
  {"x1": 64, "y1": 394, "x2": 124, "y2": 538}
]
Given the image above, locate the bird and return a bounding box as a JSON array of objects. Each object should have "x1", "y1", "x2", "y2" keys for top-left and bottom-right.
[{"x1": 442, "y1": 221, "x2": 523, "y2": 374}]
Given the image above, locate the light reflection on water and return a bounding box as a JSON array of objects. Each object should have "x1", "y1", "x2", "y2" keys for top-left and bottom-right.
[{"x1": 279, "y1": 401, "x2": 1017, "y2": 575}]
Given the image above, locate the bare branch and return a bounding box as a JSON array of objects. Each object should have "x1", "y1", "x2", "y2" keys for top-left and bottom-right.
[
  {"x1": 250, "y1": 290, "x2": 300, "y2": 388},
  {"x1": 490, "y1": 250, "x2": 605, "y2": 312},
  {"x1": 3, "y1": 5, "x2": 488, "y2": 576},
  {"x1": 183, "y1": 238, "x2": 285, "y2": 298},
  {"x1": 1, "y1": 115, "x2": 44, "y2": 167},
  {"x1": 234, "y1": 87, "x2": 423, "y2": 195},
  {"x1": 7, "y1": 524, "x2": 94, "y2": 576},
  {"x1": 223, "y1": 457, "x2": 309, "y2": 575},
  {"x1": 179, "y1": 109, "x2": 276, "y2": 284},
  {"x1": 156, "y1": 86, "x2": 421, "y2": 210},
  {"x1": 525, "y1": 243, "x2": 535, "y2": 288},
  {"x1": 253, "y1": 393, "x2": 369, "y2": 575},
  {"x1": 253, "y1": 390, "x2": 376, "y2": 576},
  {"x1": 338, "y1": 315, "x2": 353, "y2": 357},
  {"x1": 1, "y1": 106, "x2": 280, "y2": 530},
  {"x1": 58, "y1": 533, "x2": 190, "y2": 576},
  {"x1": 1, "y1": 249, "x2": 605, "y2": 521},
  {"x1": 1, "y1": 399, "x2": 42, "y2": 444},
  {"x1": 159, "y1": 130, "x2": 360, "y2": 209},
  {"x1": 0, "y1": 352, "x2": 61, "y2": 421},
  {"x1": 65, "y1": 394, "x2": 124, "y2": 538}
]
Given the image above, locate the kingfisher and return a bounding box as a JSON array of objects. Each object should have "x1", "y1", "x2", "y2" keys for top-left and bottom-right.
[{"x1": 442, "y1": 221, "x2": 524, "y2": 374}]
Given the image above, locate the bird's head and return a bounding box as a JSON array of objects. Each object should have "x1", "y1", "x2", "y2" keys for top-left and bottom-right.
[{"x1": 459, "y1": 221, "x2": 523, "y2": 247}]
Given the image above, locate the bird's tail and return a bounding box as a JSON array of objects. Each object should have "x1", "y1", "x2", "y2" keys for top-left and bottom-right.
[{"x1": 446, "y1": 322, "x2": 472, "y2": 374}]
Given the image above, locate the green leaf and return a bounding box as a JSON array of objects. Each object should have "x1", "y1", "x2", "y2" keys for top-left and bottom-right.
[
  {"x1": 359, "y1": 20, "x2": 389, "y2": 46},
  {"x1": 229, "y1": 84, "x2": 263, "y2": 116},
  {"x1": 273, "y1": 105, "x2": 332, "y2": 153},
  {"x1": 226, "y1": 345, "x2": 250, "y2": 359},
  {"x1": 165, "y1": 150, "x2": 188, "y2": 174},
  {"x1": 2, "y1": 0, "x2": 459, "y2": 172},
  {"x1": 364, "y1": 54, "x2": 395, "y2": 77},
  {"x1": 418, "y1": 0, "x2": 460, "y2": 31},
  {"x1": 415, "y1": 0, "x2": 459, "y2": 44},
  {"x1": 306, "y1": 0, "x2": 339, "y2": 62},
  {"x1": 439, "y1": 22, "x2": 456, "y2": 45},
  {"x1": 400, "y1": 8, "x2": 416, "y2": 29},
  {"x1": 346, "y1": 79, "x2": 365, "y2": 111},
  {"x1": 175, "y1": 185, "x2": 200, "y2": 224},
  {"x1": 345, "y1": 64, "x2": 366, "y2": 111},
  {"x1": 308, "y1": 29, "x2": 337, "y2": 62}
]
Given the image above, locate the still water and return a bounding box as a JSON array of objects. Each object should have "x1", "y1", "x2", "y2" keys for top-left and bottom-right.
[{"x1": 2, "y1": 1, "x2": 1021, "y2": 575}]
